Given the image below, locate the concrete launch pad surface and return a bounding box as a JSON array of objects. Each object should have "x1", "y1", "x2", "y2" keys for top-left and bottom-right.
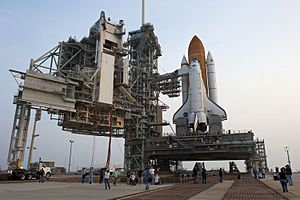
[
  {"x1": 262, "y1": 174, "x2": 300, "y2": 200},
  {"x1": 1, "y1": 175, "x2": 300, "y2": 200},
  {"x1": 0, "y1": 182, "x2": 171, "y2": 200}
]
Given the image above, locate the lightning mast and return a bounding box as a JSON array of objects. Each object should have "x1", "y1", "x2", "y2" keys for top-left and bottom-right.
[{"x1": 142, "y1": 0, "x2": 145, "y2": 26}]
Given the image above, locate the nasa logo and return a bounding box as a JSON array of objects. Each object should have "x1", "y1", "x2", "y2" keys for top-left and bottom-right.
[{"x1": 183, "y1": 112, "x2": 188, "y2": 118}]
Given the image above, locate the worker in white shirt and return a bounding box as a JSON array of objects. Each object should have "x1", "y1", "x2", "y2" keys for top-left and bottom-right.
[
  {"x1": 154, "y1": 174, "x2": 160, "y2": 185},
  {"x1": 104, "y1": 169, "x2": 111, "y2": 190},
  {"x1": 130, "y1": 172, "x2": 137, "y2": 186},
  {"x1": 149, "y1": 167, "x2": 155, "y2": 184}
]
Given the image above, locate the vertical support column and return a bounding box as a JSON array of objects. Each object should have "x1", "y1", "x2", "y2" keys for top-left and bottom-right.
[
  {"x1": 7, "y1": 96, "x2": 31, "y2": 169},
  {"x1": 68, "y1": 140, "x2": 74, "y2": 172},
  {"x1": 262, "y1": 140, "x2": 268, "y2": 172},
  {"x1": 141, "y1": 139, "x2": 145, "y2": 170},
  {"x1": 7, "y1": 100, "x2": 21, "y2": 168},
  {"x1": 27, "y1": 109, "x2": 41, "y2": 169}
]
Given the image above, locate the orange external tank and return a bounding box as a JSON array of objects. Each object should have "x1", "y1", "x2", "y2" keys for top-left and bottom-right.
[{"x1": 188, "y1": 35, "x2": 208, "y2": 92}]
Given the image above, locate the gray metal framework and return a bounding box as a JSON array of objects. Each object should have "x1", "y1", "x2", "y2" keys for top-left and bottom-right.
[
  {"x1": 7, "y1": 12, "x2": 129, "y2": 169},
  {"x1": 124, "y1": 24, "x2": 163, "y2": 171},
  {"x1": 7, "y1": 12, "x2": 166, "y2": 170},
  {"x1": 245, "y1": 138, "x2": 268, "y2": 173},
  {"x1": 255, "y1": 139, "x2": 268, "y2": 171}
]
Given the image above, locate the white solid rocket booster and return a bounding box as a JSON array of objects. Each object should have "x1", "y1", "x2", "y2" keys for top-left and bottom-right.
[
  {"x1": 180, "y1": 55, "x2": 189, "y2": 103},
  {"x1": 207, "y1": 51, "x2": 219, "y2": 104}
]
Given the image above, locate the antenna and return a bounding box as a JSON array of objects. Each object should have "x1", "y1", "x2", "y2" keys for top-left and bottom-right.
[{"x1": 142, "y1": 0, "x2": 145, "y2": 26}]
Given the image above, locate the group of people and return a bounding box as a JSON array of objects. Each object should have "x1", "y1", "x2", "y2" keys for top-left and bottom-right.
[
  {"x1": 252, "y1": 167, "x2": 265, "y2": 179},
  {"x1": 97, "y1": 168, "x2": 120, "y2": 190},
  {"x1": 80, "y1": 167, "x2": 118, "y2": 190},
  {"x1": 201, "y1": 168, "x2": 224, "y2": 184},
  {"x1": 80, "y1": 167, "x2": 94, "y2": 184},
  {"x1": 277, "y1": 165, "x2": 293, "y2": 193},
  {"x1": 192, "y1": 166, "x2": 207, "y2": 184},
  {"x1": 126, "y1": 171, "x2": 139, "y2": 185},
  {"x1": 81, "y1": 167, "x2": 160, "y2": 190},
  {"x1": 193, "y1": 167, "x2": 225, "y2": 184},
  {"x1": 126, "y1": 168, "x2": 160, "y2": 190}
]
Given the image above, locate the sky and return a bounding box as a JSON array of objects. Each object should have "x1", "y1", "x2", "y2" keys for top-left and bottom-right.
[{"x1": 1, "y1": 0, "x2": 300, "y2": 172}]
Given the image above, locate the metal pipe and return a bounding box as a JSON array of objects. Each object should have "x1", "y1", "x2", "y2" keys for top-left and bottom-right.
[
  {"x1": 27, "y1": 109, "x2": 41, "y2": 169},
  {"x1": 287, "y1": 149, "x2": 291, "y2": 167},
  {"x1": 105, "y1": 110, "x2": 113, "y2": 168},
  {"x1": 91, "y1": 136, "x2": 95, "y2": 167},
  {"x1": 68, "y1": 140, "x2": 74, "y2": 172}
]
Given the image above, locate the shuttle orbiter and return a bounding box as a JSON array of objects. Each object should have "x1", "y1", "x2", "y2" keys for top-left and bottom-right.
[{"x1": 173, "y1": 36, "x2": 227, "y2": 134}]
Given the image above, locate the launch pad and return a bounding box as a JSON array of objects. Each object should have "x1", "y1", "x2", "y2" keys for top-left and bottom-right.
[{"x1": 7, "y1": 9, "x2": 267, "y2": 173}]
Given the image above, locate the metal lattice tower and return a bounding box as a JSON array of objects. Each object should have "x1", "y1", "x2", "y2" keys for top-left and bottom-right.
[
  {"x1": 124, "y1": 24, "x2": 162, "y2": 171},
  {"x1": 255, "y1": 139, "x2": 268, "y2": 172},
  {"x1": 245, "y1": 138, "x2": 268, "y2": 173},
  {"x1": 7, "y1": 12, "x2": 129, "y2": 169}
]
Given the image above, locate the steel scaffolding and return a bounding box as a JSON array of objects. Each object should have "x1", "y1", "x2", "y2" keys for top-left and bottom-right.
[
  {"x1": 7, "y1": 91, "x2": 31, "y2": 169},
  {"x1": 124, "y1": 23, "x2": 163, "y2": 171}
]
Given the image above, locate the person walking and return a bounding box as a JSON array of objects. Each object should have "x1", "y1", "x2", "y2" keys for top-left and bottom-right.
[
  {"x1": 130, "y1": 172, "x2": 137, "y2": 186},
  {"x1": 142, "y1": 168, "x2": 151, "y2": 190},
  {"x1": 80, "y1": 167, "x2": 85, "y2": 183},
  {"x1": 262, "y1": 169, "x2": 266, "y2": 179},
  {"x1": 138, "y1": 169, "x2": 143, "y2": 184},
  {"x1": 285, "y1": 165, "x2": 293, "y2": 186},
  {"x1": 99, "y1": 169, "x2": 104, "y2": 184},
  {"x1": 193, "y1": 166, "x2": 198, "y2": 183},
  {"x1": 154, "y1": 174, "x2": 160, "y2": 185},
  {"x1": 219, "y1": 168, "x2": 223, "y2": 183},
  {"x1": 253, "y1": 167, "x2": 258, "y2": 179},
  {"x1": 126, "y1": 171, "x2": 131, "y2": 185},
  {"x1": 38, "y1": 168, "x2": 45, "y2": 183},
  {"x1": 201, "y1": 168, "x2": 207, "y2": 184},
  {"x1": 81, "y1": 168, "x2": 90, "y2": 183},
  {"x1": 112, "y1": 169, "x2": 119, "y2": 186},
  {"x1": 104, "y1": 169, "x2": 111, "y2": 190},
  {"x1": 149, "y1": 167, "x2": 155, "y2": 184},
  {"x1": 88, "y1": 167, "x2": 94, "y2": 184},
  {"x1": 279, "y1": 167, "x2": 288, "y2": 192}
]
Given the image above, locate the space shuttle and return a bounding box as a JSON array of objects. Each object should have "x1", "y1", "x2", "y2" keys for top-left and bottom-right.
[{"x1": 173, "y1": 36, "x2": 227, "y2": 134}]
